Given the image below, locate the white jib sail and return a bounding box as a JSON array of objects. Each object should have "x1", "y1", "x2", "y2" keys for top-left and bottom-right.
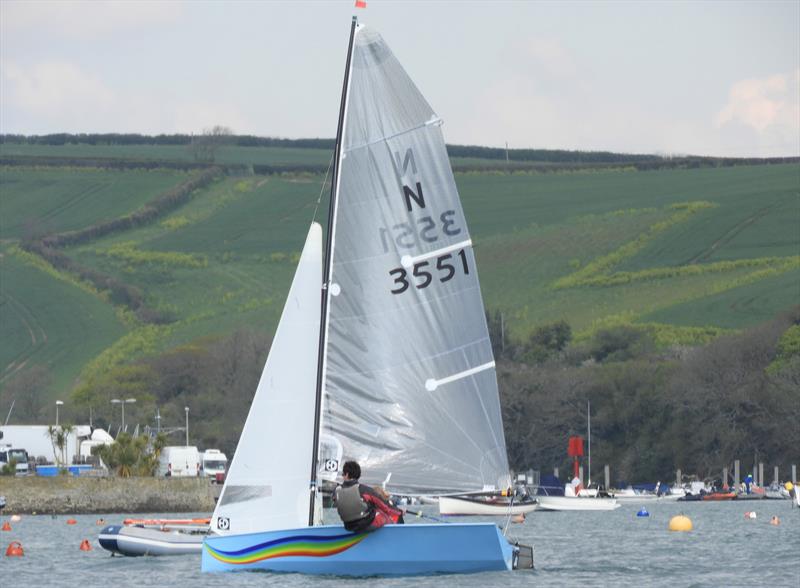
[
  {"x1": 321, "y1": 25, "x2": 510, "y2": 496},
  {"x1": 211, "y1": 223, "x2": 322, "y2": 535}
]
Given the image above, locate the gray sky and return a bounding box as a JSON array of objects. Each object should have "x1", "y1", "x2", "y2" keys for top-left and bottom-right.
[{"x1": 1, "y1": 0, "x2": 798, "y2": 157}]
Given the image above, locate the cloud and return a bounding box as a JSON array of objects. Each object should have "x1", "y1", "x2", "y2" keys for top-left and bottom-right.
[
  {"x1": 522, "y1": 38, "x2": 578, "y2": 79},
  {"x1": 1, "y1": 58, "x2": 249, "y2": 135},
  {"x1": 715, "y1": 70, "x2": 800, "y2": 133},
  {"x1": 1, "y1": 0, "x2": 183, "y2": 39},
  {"x1": 2, "y1": 60, "x2": 115, "y2": 121}
]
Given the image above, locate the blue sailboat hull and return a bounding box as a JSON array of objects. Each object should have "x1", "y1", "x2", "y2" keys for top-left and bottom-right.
[{"x1": 202, "y1": 523, "x2": 517, "y2": 576}]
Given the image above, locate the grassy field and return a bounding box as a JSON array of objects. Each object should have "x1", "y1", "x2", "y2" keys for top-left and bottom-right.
[
  {"x1": 0, "y1": 167, "x2": 189, "y2": 239},
  {"x1": 0, "y1": 247, "x2": 127, "y2": 393},
  {"x1": 0, "y1": 148, "x2": 798, "y2": 403}
]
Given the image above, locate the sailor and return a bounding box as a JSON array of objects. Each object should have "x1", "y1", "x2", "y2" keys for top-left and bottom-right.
[{"x1": 335, "y1": 460, "x2": 404, "y2": 533}]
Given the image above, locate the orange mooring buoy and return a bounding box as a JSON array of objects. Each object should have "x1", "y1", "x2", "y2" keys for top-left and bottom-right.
[
  {"x1": 5, "y1": 541, "x2": 24, "y2": 557},
  {"x1": 1, "y1": 522, "x2": 11, "y2": 532},
  {"x1": 79, "y1": 539, "x2": 92, "y2": 551},
  {"x1": 66, "y1": 518, "x2": 77, "y2": 525}
]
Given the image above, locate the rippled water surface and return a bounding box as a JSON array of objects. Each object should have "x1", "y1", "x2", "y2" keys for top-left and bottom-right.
[{"x1": 3, "y1": 501, "x2": 799, "y2": 587}]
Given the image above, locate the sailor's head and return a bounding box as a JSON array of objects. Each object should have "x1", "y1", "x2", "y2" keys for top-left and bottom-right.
[{"x1": 342, "y1": 460, "x2": 361, "y2": 481}]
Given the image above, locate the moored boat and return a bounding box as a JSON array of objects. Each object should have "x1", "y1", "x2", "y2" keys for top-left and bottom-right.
[
  {"x1": 99, "y1": 524, "x2": 205, "y2": 556},
  {"x1": 702, "y1": 491, "x2": 737, "y2": 501},
  {"x1": 439, "y1": 495, "x2": 538, "y2": 516},
  {"x1": 611, "y1": 487, "x2": 660, "y2": 502},
  {"x1": 536, "y1": 495, "x2": 620, "y2": 511}
]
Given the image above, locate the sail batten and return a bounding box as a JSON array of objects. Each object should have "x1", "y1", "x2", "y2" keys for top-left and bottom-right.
[
  {"x1": 425, "y1": 361, "x2": 496, "y2": 392},
  {"x1": 321, "y1": 26, "x2": 509, "y2": 496},
  {"x1": 344, "y1": 117, "x2": 443, "y2": 154}
]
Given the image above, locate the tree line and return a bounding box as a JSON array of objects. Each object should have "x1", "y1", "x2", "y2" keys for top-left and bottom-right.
[
  {"x1": 4, "y1": 307, "x2": 796, "y2": 483},
  {"x1": 490, "y1": 308, "x2": 800, "y2": 485},
  {"x1": 4, "y1": 132, "x2": 797, "y2": 169}
]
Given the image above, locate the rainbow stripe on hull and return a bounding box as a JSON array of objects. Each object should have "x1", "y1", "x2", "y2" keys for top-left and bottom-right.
[
  {"x1": 202, "y1": 523, "x2": 516, "y2": 576},
  {"x1": 204, "y1": 531, "x2": 367, "y2": 565}
]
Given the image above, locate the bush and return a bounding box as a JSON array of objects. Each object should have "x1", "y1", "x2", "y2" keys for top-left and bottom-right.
[{"x1": 589, "y1": 325, "x2": 652, "y2": 362}]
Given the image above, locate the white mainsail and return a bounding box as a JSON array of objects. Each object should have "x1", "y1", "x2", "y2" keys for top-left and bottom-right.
[
  {"x1": 211, "y1": 223, "x2": 322, "y2": 535},
  {"x1": 320, "y1": 25, "x2": 510, "y2": 496}
]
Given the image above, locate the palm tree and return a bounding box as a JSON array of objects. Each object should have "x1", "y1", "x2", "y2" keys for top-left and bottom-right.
[
  {"x1": 56, "y1": 424, "x2": 75, "y2": 466},
  {"x1": 45, "y1": 425, "x2": 58, "y2": 465}
]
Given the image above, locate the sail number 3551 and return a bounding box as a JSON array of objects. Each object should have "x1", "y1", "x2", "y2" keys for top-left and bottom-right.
[{"x1": 389, "y1": 249, "x2": 469, "y2": 295}]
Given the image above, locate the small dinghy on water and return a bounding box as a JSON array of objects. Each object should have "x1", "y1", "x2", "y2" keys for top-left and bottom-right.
[
  {"x1": 439, "y1": 495, "x2": 538, "y2": 516},
  {"x1": 536, "y1": 483, "x2": 619, "y2": 512},
  {"x1": 99, "y1": 519, "x2": 209, "y2": 556},
  {"x1": 202, "y1": 16, "x2": 532, "y2": 577},
  {"x1": 536, "y1": 495, "x2": 620, "y2": 512}
]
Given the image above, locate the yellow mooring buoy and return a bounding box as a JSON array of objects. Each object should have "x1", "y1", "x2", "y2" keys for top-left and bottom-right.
[{"x1": 668, "y1": 515, "x2": 693, "y2": 532}]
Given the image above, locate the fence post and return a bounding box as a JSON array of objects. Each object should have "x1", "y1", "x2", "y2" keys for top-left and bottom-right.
[
  {"x1": 734, "y1": 460, "x2": 740, "y2": 489},
  {"x1": 676, "y1": 469, "x2": 682, "y2": 488},
  {"x1": 604, "y1": 465, "x2": 610, "y2": 490},
  {"x1": 758, "y1": 463, "x2": 764, "y2": 488}
]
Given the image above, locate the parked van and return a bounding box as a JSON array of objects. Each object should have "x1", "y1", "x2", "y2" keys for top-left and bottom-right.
[
  {"x1": 158, "y1": 446, "x2": 200, "y2": 477},
  {"x1": 200, "y1": 449, "x2": 227, "y2": 479},
  {"x1": 0, "y1": 446, "x2": 30, "y2": 475}
]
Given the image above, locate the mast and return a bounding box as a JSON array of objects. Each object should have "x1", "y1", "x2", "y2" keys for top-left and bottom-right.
[
  {"x1": 308, "y1": 15, "x2": 358, "y2": 526},
  {"x1": 587, "y1": 400, "x2": 591, "y2": 486}
]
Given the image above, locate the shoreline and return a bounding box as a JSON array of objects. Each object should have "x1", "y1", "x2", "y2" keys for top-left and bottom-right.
[{"x1": 0, "y1": 476, "x2": 219, "y2": 514}]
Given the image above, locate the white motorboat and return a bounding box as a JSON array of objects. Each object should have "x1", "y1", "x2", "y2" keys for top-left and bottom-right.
[
  {"x1": 439, "y1": 495, "x2": 538, "y2": 516},
  {"x1": 536, "y1": 495, "x2": 620, "y2": 511},
  {"x1": 611, "y1": 487, "x2": 660, "y2": 502}
]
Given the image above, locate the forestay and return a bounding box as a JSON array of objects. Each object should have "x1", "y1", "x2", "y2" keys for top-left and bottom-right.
[
  {"x1": 321, "y1": 25, "x2": 510, "y2": 496},
  {"x1": 211, "y1": 223, "x2": 322, "y2": 535}
]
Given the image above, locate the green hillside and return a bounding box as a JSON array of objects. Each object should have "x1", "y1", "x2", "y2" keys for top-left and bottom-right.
[
  {"x1": 0, "y1": 144, "x2": 798, "y2": 425},
  {"x1": 0, "y1": 167, "x2": 187, "y2": 239},
  {"x1": 0, "y1": 249, "x2": 126, "y2": 393}
]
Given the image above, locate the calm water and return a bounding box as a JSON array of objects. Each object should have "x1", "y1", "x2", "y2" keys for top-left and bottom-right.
[{"x1": 2, "y1": 501, "x2": 798, "y2": 587}]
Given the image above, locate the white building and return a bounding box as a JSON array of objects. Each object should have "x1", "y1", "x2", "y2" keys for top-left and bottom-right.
[{"x1": 0, "y1": 425, "x2": 112, "y2": 465}]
